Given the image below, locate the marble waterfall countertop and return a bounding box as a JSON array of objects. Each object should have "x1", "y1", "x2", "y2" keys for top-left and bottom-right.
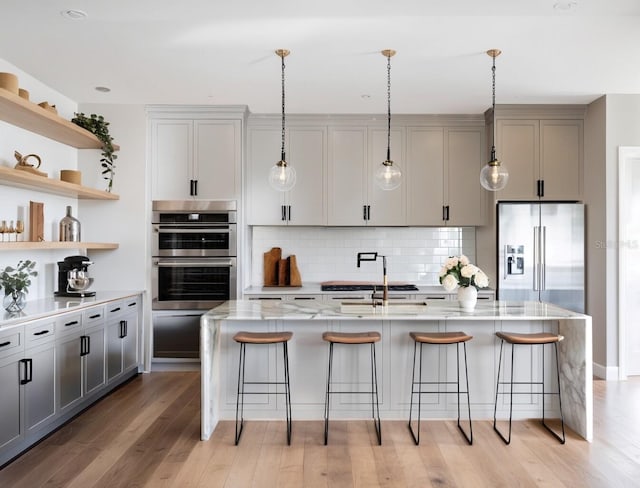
[
  {"x1": 1, "y1": 291, "x2": 143, "y2": 328},
  {"x1": 204, "y1": 298, "x2": 586, "y2": 322},
  {"x1": 201, "y1": 299, "x2": 592, "y2": 442}
]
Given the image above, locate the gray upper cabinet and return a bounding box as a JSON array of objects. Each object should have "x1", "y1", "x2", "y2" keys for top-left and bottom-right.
[{"x1": 495, "y1": 115, "x2": 583, "y2": 201}]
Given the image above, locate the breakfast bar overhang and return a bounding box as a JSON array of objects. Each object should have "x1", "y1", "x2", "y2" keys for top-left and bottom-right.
[{"x1": 201, "y1": 300, "x2": 592, "y2": 442}]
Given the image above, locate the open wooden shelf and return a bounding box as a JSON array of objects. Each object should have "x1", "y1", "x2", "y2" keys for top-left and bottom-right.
[
  {"x1": 0, "y1": 241, "x2": 118, "y2": 250},
  {"x1": 0, "y1": 88, "x2": 121, "y2": 149},
  {"x1": 0, "y1": 166, "x2": 119, "y2": 200}
]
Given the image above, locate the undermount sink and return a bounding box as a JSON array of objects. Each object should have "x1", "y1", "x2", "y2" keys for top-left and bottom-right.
[{"x1": 340, "y1": 301, "x2": 428, "y2": 314}]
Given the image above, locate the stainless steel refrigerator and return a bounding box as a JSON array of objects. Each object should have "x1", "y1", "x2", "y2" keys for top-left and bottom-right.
[{"x1": 497, "y1": 201, "x2": 585, "y2": 313}]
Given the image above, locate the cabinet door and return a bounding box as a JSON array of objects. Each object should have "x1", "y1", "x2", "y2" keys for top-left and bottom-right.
[
  {"x1": 445, "y1": 128, "x2": 485, "y2": 226},
  {"x1": 57, "y1": 333, "x2": 83, "y2": 412},
  {"x1": 287, "y1": 127, "x2": 326, "y2": 225},
  {"x1": 495, "y1": 119, "x2": 539, "y2": 200},
  {"x1": 106, "y1": 319, "x2": 124, "y2": 382},
  {"x1": 24, "y1": 342, "x2": 56, "y2": 433},
  {"x1": 0, "y1": 353, "x2": 22, "y2": 451},
  {"x1": 367, "y1": 127, "x2": 406, "y2": 226},
  {"x1": 540, "y1": 120, "x2": 583, "y2": 200},
  {"x1": 84, "y1": 325, "x2": 106, "y2": 396},
  {"x1": 151, "y1": 119, "x2": 193, "y2": 200},
  {"x1": 407, "y1": 128, "x2": 445, "y2": 225},
  {"x1": 327, "y1": 127, "x2": 367, "y2": 225},
  {"x1": 121, "y1": 313, "x2": 138, "y2": 373},
  {"x1": 247, "y1": 127, "x2": 287, "y2": 225},
  {"x1": 194, "y1": 120, "x2": 240, "y2": 200}
]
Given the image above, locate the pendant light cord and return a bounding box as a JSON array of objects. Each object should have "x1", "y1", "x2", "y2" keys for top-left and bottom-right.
[
  {"x1": 491, "y1": 54, "x2": 497, "y2": 157},
  {"x1": 281, "y1": 53, "x2": 286, "y2": 162},
  {"x1": 386, "y1": 53, "x2": 392, "y2": 162}
]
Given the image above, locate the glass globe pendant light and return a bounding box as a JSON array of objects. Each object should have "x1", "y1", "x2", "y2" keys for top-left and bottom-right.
[
  {"x1": 374, "y1": 49, "x2": 402, "y2": 191},
  {"x1": 480, "y1": 49, "x2": 509, "y2": 191},
  {"x1": 268, "y1": 49, "x2": 296, "y2": 191}
]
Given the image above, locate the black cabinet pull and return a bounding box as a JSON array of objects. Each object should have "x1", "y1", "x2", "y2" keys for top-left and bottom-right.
[
  {"x1": 540, "y1": 180, "x2": 544, "y2": 197},
  {"x1": 287, "y1": 205, "x2": 291, "y2": 221},
  {"x1": 65, "y1": 320, "x2": 79, "y2": 327},
  {"x1": 127, "y1": 302, "x2": 137, "y2": 307},
  {"x1": 89, "y1": 313, "x2": 102, "y2": 319},
  {"x1": 80, "y1": 335, "x2": 91, "y2": 356},
  {"x1": 194, "y1": 180, "x2": 198, "y2": 196},
  {"x1": 444, "y1": 205, "x2": 450, "y2": 221},
  {"x1": 20, "y1": 358, "x2": 32, "y2": 385},
  {"x1": 365, "y1": 205, "x2": 371, "y2": 221},
  {"x1": 119, "y1": 320, "x2": 127, "y2": 339},
  {"x1": 33, "y1": 330, "x2": 50, "y2": 336},
  {"x1": 0, "y1": 341, "x2": 11, "y2": 348},
  {"x1": 189, "y1": 179, "x2": 195, "y2": 196},
  {"x1": 281, "y1": 205, "x2": 286, "y2": 221},
  {"x1": 110, "y1": 307, "x2": 121, "y2": 314}
]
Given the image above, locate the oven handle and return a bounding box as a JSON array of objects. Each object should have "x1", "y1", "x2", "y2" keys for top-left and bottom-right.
[
  {"x1": 154, "y1": 227, "x2": 231, "y2": 234},
  {"x1": 153, "y1": 259, "x2": 236, "y2": 267}
]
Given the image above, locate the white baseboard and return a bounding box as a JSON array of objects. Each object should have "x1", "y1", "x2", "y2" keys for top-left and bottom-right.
[{"x1": 593, "y1": 362, "x2": 619, "y2": 380}]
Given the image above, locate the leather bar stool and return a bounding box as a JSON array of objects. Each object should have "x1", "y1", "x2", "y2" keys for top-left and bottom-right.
[
  {"x1": 233, "y1": 331, "x2": 293, "y2": 445},
  {"x1": 493, "y1": 331, "x2": 565, "y2": 445},
  {"x1": 322, "y1": 331, "x2": 382, "y2": 445},
  {"x1": 408, "y1": 331, "x2": 473, "y2": 445}
]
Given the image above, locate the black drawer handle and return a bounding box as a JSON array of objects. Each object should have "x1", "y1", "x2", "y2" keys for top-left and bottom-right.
[
  {"x1": 89, "y1": 314, "x2": 102, "y2": 319},
  {"x1": 20, "y1": 358, "x2": 32, "y2": 385},
  {"x1": 110, "y1": 307, "x2": 121, "y2": 313},
  {"x1": 128, "y1": 302, "x2": 137, "y2": 307},
  {"x1": 33, "y1": 330, "x2": 50, "y2": 336},
  {"x1": 0, "y1": 341, "x2": 11, "y2": 348},
  {"x1": 65, "y1": 320, "x2": 79, "y2": 327}
]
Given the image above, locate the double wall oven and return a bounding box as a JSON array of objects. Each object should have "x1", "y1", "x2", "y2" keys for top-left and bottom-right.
[{"x1": 152, "y1": 200, "x2": 236, "y2": 359}]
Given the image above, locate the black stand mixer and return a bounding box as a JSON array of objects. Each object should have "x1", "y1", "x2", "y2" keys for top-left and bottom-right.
[{"x1": 55, "y1": 255, "x2": 95, "y2": 297}]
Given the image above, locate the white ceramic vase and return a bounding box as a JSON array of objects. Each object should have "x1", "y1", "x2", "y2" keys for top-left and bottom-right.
[{"x1": 457, "y1": 286, "x2": 477, "y2": 312}]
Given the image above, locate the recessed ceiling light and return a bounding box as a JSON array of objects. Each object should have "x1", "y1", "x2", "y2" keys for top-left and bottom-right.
[
  {"x1": 95, "y1": 86, "x2": 111, "y2": 93},
  {"x1": 61, "y1": 9, "x2": 88, "y2": 20},
  {"x1": 553, "y1": 1, "x2": 577, "y2": 10}
]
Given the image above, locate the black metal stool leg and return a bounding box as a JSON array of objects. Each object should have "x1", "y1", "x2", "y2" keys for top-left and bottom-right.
[
  {"x1": 493, "y1": 338, "x2": 514, "y2": 445},
  {"x1": 541, "y1": 342, "x2": 566, "y2": 444},
  {"x1": 283, "y1": 341, "x2": 292, "y2": 445},
  {"x1": 371, "y1": 342, "x2": 382, "y2": 445},
  {"x1": 235, "y1": 342, "x2": 246, "y2": 445},
  {"x1": 324, "y1": 341, "x2": 334, "y2": 445},
  {"x1": 408, "y1": 340, "x2": 420, "y2": 444},
  {"x1": 456, "y1": 342, "x2": 473, "y2": 444}
]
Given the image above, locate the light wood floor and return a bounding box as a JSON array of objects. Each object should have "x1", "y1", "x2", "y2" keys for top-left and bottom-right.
[{"x1": 1, "y1": 372, "x2": 639, "y2": 487}]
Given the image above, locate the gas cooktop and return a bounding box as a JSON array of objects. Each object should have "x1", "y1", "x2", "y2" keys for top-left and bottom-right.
[{"x1": 320, "y1": 281, "x2": 419, "y2": 292}]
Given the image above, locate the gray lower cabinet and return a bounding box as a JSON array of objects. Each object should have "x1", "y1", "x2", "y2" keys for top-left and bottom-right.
[
  {"x1": 0, "y1": 294, "x2": 141, "y2": 467},
  {"x1": 106, "y1": 298, "x2": 139, "y2": 383}
]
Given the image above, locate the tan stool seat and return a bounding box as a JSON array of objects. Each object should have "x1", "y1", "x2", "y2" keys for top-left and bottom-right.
[
  {"x1": 322, "y1": 331, "x2": 381, "y2": 344},
  {"x1": 410, "y1": 331, "x2": 472, "y2": 344},
  {"x1": 496, "y1": 331, "x2": 563, "y2": 345},
  {"x1": 233, "y1": 331, "x2": 293, "y2": 344}
]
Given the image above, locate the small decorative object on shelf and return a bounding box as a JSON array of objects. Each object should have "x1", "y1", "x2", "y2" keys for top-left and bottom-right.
[
  {"x1": 439, "y1": 255, "x2": 489, "y2": 311},
  {"x1": 71, "y1": 112, "x2": 118, "y2": 192},
  {"x1": 14, "y1": 150, "x2": 47, "y2": 177},
  {"x1": 59, "y1": 205, "x2": 81, "y2": 242},
  {"x1": 0, "y1": 259, "x2": 37, "y2": 312}
]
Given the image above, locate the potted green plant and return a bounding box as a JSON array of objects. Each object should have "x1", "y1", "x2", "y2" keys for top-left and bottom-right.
[
  {"x1": 0, "y1": 259, "x2": 37, "y2": 312},
  {"x1": 71, "y1": 112, "x2": 118, "y2": 192}
]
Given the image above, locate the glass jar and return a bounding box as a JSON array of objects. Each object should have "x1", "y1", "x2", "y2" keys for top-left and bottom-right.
[{"x1": 59, "y1": 205, "x2": 81, "y2": 242}]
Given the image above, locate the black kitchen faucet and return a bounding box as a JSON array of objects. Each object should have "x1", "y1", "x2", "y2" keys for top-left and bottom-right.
[{"x1": 357, "y1": 252, "x2": 388, "y2": 305}]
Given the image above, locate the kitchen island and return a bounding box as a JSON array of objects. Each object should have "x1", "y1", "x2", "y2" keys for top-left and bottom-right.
[{"x1": 201, "y1": 299, "x2": 592, "y2": 441}]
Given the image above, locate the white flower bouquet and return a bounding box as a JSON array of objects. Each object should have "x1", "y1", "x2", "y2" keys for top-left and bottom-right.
[{"x1": 439, "y1": 255, "x2": 489, "y2": 291}]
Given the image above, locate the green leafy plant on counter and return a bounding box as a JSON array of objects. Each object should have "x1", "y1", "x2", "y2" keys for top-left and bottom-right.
[
  {"x1": 0, "y1": 259, "x2": 38, "y2": 296},
  {"x1": 71, "y1": 112, "x2": 118, "y2": 192}
]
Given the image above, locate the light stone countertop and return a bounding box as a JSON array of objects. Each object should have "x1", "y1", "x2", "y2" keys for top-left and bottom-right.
[
  {"x1": 1, "y1": 291, "x2": 143, "y2": 328},
  {"x1": 242, "y1": 283, "x2": 494, "y2": 296},
  {"x1": 203, "y1": 298, "x2": 585, "y2": 322}
]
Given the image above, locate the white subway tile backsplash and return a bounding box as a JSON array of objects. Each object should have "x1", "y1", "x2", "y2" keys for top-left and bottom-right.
[{"x1": 251, "y1": 226, "x2": 477, "y2": 286}]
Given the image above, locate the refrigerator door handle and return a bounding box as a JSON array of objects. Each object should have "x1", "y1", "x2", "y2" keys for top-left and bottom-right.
[
  {"x1": 541, "y1": 226, "x2": 547, "y2": 291},
  {"x1": 504, "y1": 245, "x2": 509, "y2": 279},
  {"x1": 533, "y1": 226, "x2": 539, "y2": 291}
]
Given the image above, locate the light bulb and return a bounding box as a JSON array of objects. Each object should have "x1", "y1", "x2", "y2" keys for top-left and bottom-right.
[
  {"x1": 480, "y1": 160, "x2": 509, "y2": 191},
  {"x1": 268, "y1": 161, "x2": 296, "y2": 191},
  {"x1": 374, "y1": 160, "x2": 402, "y2": 191}
]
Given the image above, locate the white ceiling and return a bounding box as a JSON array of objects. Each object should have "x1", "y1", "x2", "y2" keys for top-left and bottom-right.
[{"x1": 1, "y1": 0, "x2": 639, "y2": 114}]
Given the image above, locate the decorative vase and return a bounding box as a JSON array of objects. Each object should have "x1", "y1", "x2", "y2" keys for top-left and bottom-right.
[
  {"x1": 3, "y1": 291, "x2": 27, "y2": 313},
  {"x1": 457, "y1": 286, "x2": 478, "y2": 312},
  {"x1": 59, "y1": 205, "x2": 81, "y2": 242}
]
